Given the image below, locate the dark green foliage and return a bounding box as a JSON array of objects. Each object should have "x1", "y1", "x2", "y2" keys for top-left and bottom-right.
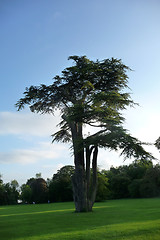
[
  {"x1": 139, "y1": 179, "x2": 157, "y2": 198},
  {"x1": 128, "y1": 179, "x2": 142, "y2": 198},
  {"x1": 4, "y1": 183, "x2": 19, "y2": 204},
  {"x1": 25, "y1": 177, "x2": 48, "y2": 203},
  {"x1": 95, "y1": 171, "x2": 110, "y2": 202},
  {"x1": 15, "y1": 55, "x2": 154, "y2": 211},
  {"x1": 126, "y1": 160, "x2": 153, "y2": 180},
  {"x1": 104, "y1": 160, "x2": 160, "y2": 199},
  {"x1": 139, "y1": 165, "x2": 160, "y2": 198},
  {"x1": 49, "y1": 166, "x2": 74, "y2": 202},
  {"x1": 49, "y1": 166, "x2": 110, "y2": 202},
  {"x1": 20, "y1": 184, "x2": 32, "y2": 203},
  {"x1": 1, "y1": 160, "x2": 160, "y2": 206},
  {"x1": 15, "y1": 55, "x2": 154, "y2": 162},
  {"x1": 0, "y1": 179, "x2": 19, "y2": 205},
  {"x1": 109, "y1": 174, "x2": 131, "y2": 199},
  {"x1": 0, "y1": 184, "x2": 5, "y2": 205}
]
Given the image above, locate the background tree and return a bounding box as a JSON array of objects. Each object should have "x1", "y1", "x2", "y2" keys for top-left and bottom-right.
[
  {"x1": 49, "y1": 165, "x2": 74, "y2": 202},
  {"x1": 20, "y1": 184, "x2": 32, "y2": 203},
  {"x1": 105, "y1": 160, "x2": 153, "y2": 199},
  {"x1": 26, "y1": 177, "x2": 48, "y2": 203},
  {"x1": 139, "y1": 165, "x2": 160, "y2": 198},
  {"x1": 0, "y1": 176, "x2": 5, "y2": 205},
  {"x1": 3, "y1": 181, "x2": 19, "y2": 205},
  {"x1": 0, "y1": 177, "x2": 20, "y2": 205},
  {"x1": 127, "y1": 159, "x2": 153, "y2": 180},
  {"x1": 16, "y1": 56, "x2": 153, "y2": 212},
  {"x1": 95, "y1": 171, "x2": 110, "y2": 202},
  {"x1": 11, "y1": 180, "x2": 19, "y2": 191},
  {"x1": 127, "y1": 160, "x2": 152, "y2": 198},
  {"x1": 107, "y1": 167, "x2": 131, "y2": 199}
]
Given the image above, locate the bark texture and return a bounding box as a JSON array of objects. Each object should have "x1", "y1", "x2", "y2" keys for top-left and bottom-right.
[{"x1": 71, "y1": 124, "x2": 98, "y2": 212}]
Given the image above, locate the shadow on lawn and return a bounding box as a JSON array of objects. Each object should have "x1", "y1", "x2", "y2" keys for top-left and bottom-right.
[{"x1": 1, "y1": 199, "x2": 160, "y2": 240}]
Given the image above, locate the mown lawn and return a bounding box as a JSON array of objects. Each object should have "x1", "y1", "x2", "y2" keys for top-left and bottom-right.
[{"x1": 0, "y1": 198, "x2": 160, "y2": 240}]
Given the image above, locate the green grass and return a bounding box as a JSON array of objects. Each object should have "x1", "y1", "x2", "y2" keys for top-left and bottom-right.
[{"x1": 1, "y1": 198, "x2": 160, "y2": 239}]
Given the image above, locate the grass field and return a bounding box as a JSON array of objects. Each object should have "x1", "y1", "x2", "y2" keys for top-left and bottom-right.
[{"x1": 0, "y1": 198, "x2": 160, "y2": 240}]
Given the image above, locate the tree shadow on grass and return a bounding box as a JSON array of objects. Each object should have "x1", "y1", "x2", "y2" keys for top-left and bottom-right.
[{"x1": 1, "y1": 199, "x2": 160, "y2": 240}]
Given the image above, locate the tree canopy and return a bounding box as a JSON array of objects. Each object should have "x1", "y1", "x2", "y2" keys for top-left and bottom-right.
[
  {"x1": 155, "y1": 137, "x2": 160, "y2": 150},
  {"x1": 16, "y1": 56, "x2": 154, "y2": 212}
]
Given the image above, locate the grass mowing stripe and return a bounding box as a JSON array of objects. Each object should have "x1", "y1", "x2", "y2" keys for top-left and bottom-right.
[
  {"x1": 0, "y1": 205, "x2": 111, "y2": 218},
  {"x1": 0, "y1": 208, "x2": 75, "y2": 217},
  {"x1": 14, "y1": 219, "x2": 160, "y2": 240},
  {"x1": 1, "y1": 199, "x2": 160, "y2": 240}
]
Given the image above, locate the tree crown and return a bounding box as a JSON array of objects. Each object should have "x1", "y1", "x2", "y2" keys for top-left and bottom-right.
[{"x1": 16, "y1": 56, "x2": 154, "y2": 161}]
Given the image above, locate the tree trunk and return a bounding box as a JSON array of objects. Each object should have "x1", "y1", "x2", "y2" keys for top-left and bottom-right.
[
  {"x1": 72, "y1": 145, "x2": 98, "y2": 212},
  {"x1": 72, "y1": 165, "x2": 88, "y2": 212},
  {"x1": 70, "y1": 121, "x2": 98, "y2": 212}
]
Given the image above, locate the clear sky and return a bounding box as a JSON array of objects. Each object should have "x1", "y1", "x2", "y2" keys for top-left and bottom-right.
[{"x1": 0, "y1": 0, "x2": 160, "y2": 185}]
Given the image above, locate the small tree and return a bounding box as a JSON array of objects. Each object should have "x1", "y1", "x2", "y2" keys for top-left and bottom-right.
[
  {"x1": 26, "y1": 177, "x2": 48, "y2": 203},
  {"x1": 16, "y1": 56, "x2": 153, "y2": 212}
]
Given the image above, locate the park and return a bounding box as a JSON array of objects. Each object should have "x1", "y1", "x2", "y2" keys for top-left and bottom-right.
[
  {"x1": 1, "y1": 2, "x2": 160, "y2": 240},
  {"x1": 2, "y1": 54, "x2": 159, "y2": 239}
]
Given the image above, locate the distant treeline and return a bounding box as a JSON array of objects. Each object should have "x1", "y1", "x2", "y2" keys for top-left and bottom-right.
[{"x1": 1, "y1": 159, "x2": 160, "y2": 205}]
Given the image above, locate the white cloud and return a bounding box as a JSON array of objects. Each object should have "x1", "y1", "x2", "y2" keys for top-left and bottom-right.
[
  {"x1": 43, "y1": 163, "x2": 64, "y2": 169},
  {"x1": 0, "y1": 141, "x2": 73, "y2": 184},
  {"x1": 0, "y1": 148, "x2": 54, "y2": 165},
  {"x1": 97, "y1": 148, "x2": 131, "y2": 170},
  {"x1": 0, "y1": 142, "x2": 70, "y2": 165},
  {"x1": 0, "y1": 111, "x2": 60, "y2": 137},
  {"x1": 124, "y1": 104, "x2": 160, "y2": 143},
  {"x1": 1, "y1": 106, "x2": 160, "y2": 184}
]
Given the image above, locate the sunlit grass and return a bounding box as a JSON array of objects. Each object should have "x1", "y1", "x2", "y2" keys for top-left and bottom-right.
[{"x1": 0, "y1": 198, "x2": 160, "y2": 239}]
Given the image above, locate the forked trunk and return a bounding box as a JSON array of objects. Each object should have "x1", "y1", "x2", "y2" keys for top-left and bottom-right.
[
  {"x1": 70, "y1": 121, "x2": 98, "y2": 212},
  {"x1": 72, "y1": 146, "x2": 98, "y2": 212}
]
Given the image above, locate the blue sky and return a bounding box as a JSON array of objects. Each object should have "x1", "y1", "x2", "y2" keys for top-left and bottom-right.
[{"x1": 0, "y1": 0, "x2": 160, "y2": 185}]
